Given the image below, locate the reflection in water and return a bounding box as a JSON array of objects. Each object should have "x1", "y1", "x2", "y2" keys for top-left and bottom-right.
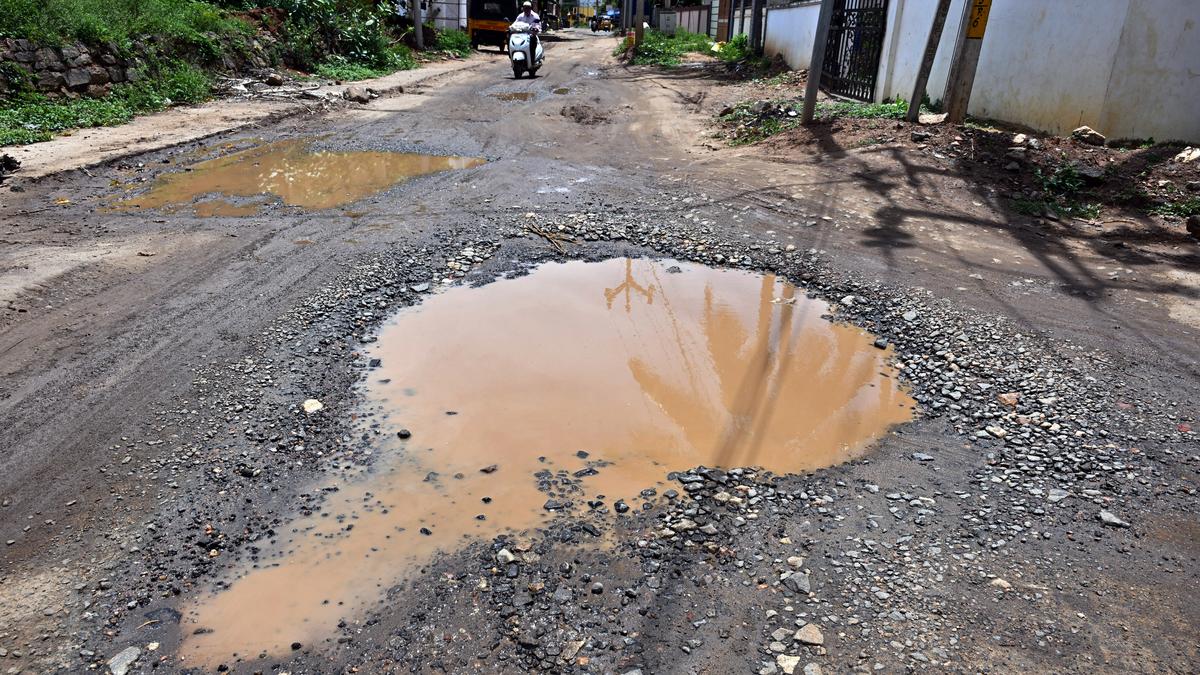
[
  {"x1": 117, "y1": 140, "x2": 486, "y2": 212},
  {"x1": 181, "y1": 258, "x2": 913, "y2": 667}
]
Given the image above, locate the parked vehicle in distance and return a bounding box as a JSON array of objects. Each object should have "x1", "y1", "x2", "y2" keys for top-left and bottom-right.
[{"x1": 469, "y1": 0, "x2": 519, "y2": 51}]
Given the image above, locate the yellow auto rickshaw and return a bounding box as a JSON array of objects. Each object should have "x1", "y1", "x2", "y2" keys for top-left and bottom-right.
[{"x1": 468, "y1": 0, "x2": 520, "y2": 51}]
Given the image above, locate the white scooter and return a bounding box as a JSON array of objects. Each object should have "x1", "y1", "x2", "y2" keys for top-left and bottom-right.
[{"x1": 508, "y1": 21, "x2": 544, "y2": 78}]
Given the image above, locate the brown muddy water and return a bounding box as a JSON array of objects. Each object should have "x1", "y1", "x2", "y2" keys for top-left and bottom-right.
[
  {"x1": 181, "y1": 258, "x2": 913, "y2": 666},
  {"x1": 117, "y1": 139, "x2": 485, "y2": 212},
  {"x1": 192, "y1": 199, "x2": 262, "y2": 218},
  {"x1": 494, "y1": 92, "x2": 536, "y2": 101}
]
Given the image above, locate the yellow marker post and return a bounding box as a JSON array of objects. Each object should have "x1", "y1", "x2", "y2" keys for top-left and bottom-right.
[{"x1": 966, "y1": 0, "x2": 992, "y2": 39}]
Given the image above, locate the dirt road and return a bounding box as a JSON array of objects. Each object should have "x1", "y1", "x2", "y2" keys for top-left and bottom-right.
[{"x1": 1, "y1": 31, "x2": 1196, "y2": 674}]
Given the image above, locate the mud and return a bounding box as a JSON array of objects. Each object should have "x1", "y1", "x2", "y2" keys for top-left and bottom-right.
[
  {"x1": 180, "y1": 257, "x2": 911, "y2": 665},
  {"x1": 495, "y1": 92, "x2": 536, "y2": 102},
  {"x1": 561, "y1": 104, "x2": 608, "y2": 124},
  {"x1": 116, "y1": 139, "x2": 485, "y2": 212},
  {"x1": 193, "y1": 199, "x2": 262, "y2": 217}
]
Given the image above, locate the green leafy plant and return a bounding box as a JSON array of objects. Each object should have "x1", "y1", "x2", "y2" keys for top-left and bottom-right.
[
  {"x1": 717, "y1": 33, "x2": 749, "y2": 62},
  {"x1": 434, "y1": 28, "x2": 471, "y2": 57},
  {"x1": 0, "y1": 0, "x2": 250, "y2": 49},
  {"x1": 814, "y1": 99, "x2": 909, "y2": 121},
  {"x1": 313, "y1": 46, "x2": 416, "y2": 80},
  {"x1": 620, "y1": 29, "x2": 713, "y2": 67},
  {"x1": 0, "y1": 60, "x2": 211, "y2": 146},
  {"x1": 1150, "y1": 196, "x2": 1200, "y2": 218},
  {"x1": 1036, "y1": 162, "x2": 1083, "y2": 198}
]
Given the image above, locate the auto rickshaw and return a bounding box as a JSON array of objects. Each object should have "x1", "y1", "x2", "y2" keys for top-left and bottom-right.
[{"x1": 468, "y1": 0, "x2": 519, "y2": 51}]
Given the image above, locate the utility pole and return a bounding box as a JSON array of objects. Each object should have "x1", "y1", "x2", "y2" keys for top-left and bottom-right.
[
  {"x1": 944, "y1": 0, "x2": 992, "y2": 123},
  {"x1": 801, "y1": 0, "x2": 835, "y2": 124},
  {"x1": 748, "y1": 0, "x2": 765, "y2": 53},
  {"x1": 411, "y1": 0, "x2": 424, "y2": 50},
  {"x1": 905, "y1": 0, "x2": 952, "y2": 122},
  {"x1": 634, "y1": 0, "x2": 644, "y2": 46}
]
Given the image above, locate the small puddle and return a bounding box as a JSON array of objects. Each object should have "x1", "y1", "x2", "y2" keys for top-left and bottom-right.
[
  {"x1": 116, "y1": 140, "x2": 485, "y2": 212},
  {"x1": 181, "y1": 258, "x2": 913, "y2": 666},
  {"x1": 494, "y1": 92, "x2": 535, "y2": 102},
  {"x1": 553, "y1": 87, "x2": 570, "y2": 95}
]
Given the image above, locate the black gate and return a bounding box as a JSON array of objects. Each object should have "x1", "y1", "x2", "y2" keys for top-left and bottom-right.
[{"x1": 820, "y1": 0, "x2": 889, "y2": 102}]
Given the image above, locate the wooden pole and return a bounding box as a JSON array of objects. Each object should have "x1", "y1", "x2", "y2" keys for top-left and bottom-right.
[
  {"x1": 944, "y1": 0, "x2": 992, "y2": 123},
  {"x1": 905, "y1": 0, "x2": 952, "y2": 122},
  {"x1": 801, "y1": 0, "x2": 835, "y2": 124}
]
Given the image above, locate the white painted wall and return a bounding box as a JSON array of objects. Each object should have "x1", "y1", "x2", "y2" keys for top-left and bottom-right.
[
  {"x1": 767, "y1": 0, "x2": 1200, "y2": 141},
  {"x1": 763, "y1": 2, "x2": 821, "y2": 69},
  {"x1": 1099, "y1": 1, "x2": 1200, "y2": 141},
  {"x1": 429, "y1": 0, "x2": 467, "y2": 29}
]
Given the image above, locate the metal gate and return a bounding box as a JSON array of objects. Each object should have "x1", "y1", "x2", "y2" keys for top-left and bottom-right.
[{"x1": 820, "y1": 0, "x2": 889, "y2": 102}]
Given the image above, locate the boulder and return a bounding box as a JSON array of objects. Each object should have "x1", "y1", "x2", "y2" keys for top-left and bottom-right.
[
  {"x1": 87, "y1": 65, "x2": 110, "y2": 85},
  {"x1": 107, "y1": 647, "x2": 141, "y2": 675},
  {"x1": 64, "y1": 68, "x2": 91, "y2": 90},
  {"x1": 36, "y1": 71, "x2": 66, "y2": 92},
  {"x1": 1072, "y1": 125, "x2": 1106, "y2": 146},
  {"x1": 1173, "y1": 147, "x2": 1200, "y2": 164},
  {"x1": 344, "y1": 85, "x2": 372, "y2": 103},
  {"x1": 1186, "y1": 215, "x2": 1199, "y2": 241}
]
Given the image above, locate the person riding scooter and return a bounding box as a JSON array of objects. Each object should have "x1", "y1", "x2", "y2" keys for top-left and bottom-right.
[{"x1": 514, "y1": 2, "x2": 541, "y2": 60}]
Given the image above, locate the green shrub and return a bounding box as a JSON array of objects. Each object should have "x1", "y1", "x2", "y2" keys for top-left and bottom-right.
[
  {"x1": 1151, "y1": 196, "x2": 1200, "y2": 218},
  {"x1": 435, "y1": 28, "x2": 471, "y2": 57},
  {"x1": 313, "y1": 46, "x2": 416, "y2": 80},
  {"x1": 814, "y1": 99, "x2": 909, "y2": 121},
  {"x1": 623, "y1": 29, "x2": 713, "y2": 66},
  {"x1": 0, "y1": 0, "x2": 250, "y2": 48},
  {"x1": 0, "y1": 60, "x2": 211, "y2": 146},
  {"x1": 717, "y1": 33, "x2": 748, "y2": 62}
]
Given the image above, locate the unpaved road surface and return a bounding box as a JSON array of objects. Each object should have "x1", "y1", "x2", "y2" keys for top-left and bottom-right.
[{"x1": 1, "y1": 31, "x2": 1197, "y2": 674}]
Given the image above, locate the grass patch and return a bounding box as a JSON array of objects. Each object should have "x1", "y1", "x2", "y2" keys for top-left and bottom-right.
[
  {"x1": 1006, "y1": 162, "x2": 1102, "y2": 220},
  {"x1": 721, "y1": 98, "x2": 914, "y2": 145},
  {"x1": 434, "y1": 28, "x2": 471, "y2": 57},
  {"x1": 814, "y1": 99, "x2": 909, "y2": 121},
  {"x1": 0, "y1": 61, "x2": 211, "y2": 146},
  {"x1": 1009, "y1": 197, "x2": 1101, "y2": 220},
  {"x1": 0, "y1": 0, "x2": 250, "y2": 48},
  {"x1": 1150, "y1": 196, "x2": 1200, "y2": 218},
  {"x1": 619, "y1": 29, "x2": 713, "y2": 66},
  {"x1": 313, "y1": 47, "x2": 416, "y2": 80}
]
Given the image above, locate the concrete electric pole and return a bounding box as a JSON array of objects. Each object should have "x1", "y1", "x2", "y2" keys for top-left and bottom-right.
[
  {"x1": 411, "y1": 0, "x2": 424, "y2": 49},
  {"x1": 801, "y1": 0, "x2": 835, "y2": 124},
  {"x1": 905, "y1": 0, "x2": 952, "y2": 122},
  {"x1": 944, "y1": 0, "x2": 992, "y2": 123}
]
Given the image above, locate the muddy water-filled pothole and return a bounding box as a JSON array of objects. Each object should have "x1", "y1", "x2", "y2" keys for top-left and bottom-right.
[
  {"x1": 117, "y1": 139, "x2": 485, "y2": 212},
  {"x1": 494, "y1": 91, "x2": 535, "y2": 102},
  {"x1": 182, "y1": 257, "x2": 913, "y2": 665}
]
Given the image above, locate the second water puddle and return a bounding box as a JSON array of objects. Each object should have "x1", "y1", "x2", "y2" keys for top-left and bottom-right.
[
  {"x1": 117, "y1": 139, "x2": 485, "y2": 214},
  {"x1": 181, "y1": 257, "x2": 914, "y2": 666}
]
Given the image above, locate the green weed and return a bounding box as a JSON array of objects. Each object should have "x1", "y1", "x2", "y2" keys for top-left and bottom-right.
[
  {"x1": 813, "y1": 99, "x2": 908, "y2": 121},
  {"x1": 0, "y1": 0, "x2": 250, "y2": 49},
  {"x1": 620, "y1": 29, "x2": 713, "y2": 67},
  {"x1": 0, "y1": 61, "x2": 211, "y2": 146},
  {"x1": 1150, "y1": 196, "x2": 1200, "y2": 218},
  {"x1": 434, "y1": 28, "x2": 471, "y2": 57}
]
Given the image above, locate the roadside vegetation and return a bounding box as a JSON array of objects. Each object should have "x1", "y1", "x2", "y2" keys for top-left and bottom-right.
[
  {"x1": 720, "y1": 98, "x2": 911, "y2": 145},
  {"x1": 617, "y1": 30, "x2": 760, "y2": 67},
  {"x1": 0, "y1": 0, "x2": 469, "y2": 146},
  {"x1": 0, "y1": 62, "x2": 210, "y2": 145}
]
